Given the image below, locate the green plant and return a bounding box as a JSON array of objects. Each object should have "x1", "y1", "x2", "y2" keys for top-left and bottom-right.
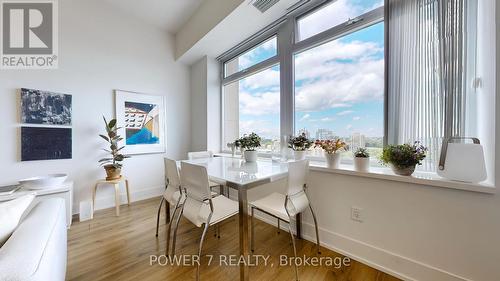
[
  {"x1": 353, "y1": 147, "x2": 370, "y2": 158},
  {"x1": 379, "y1": 142, "x2": 427, "y2": 169},
  {"x1": 238, "y1": 133, "x2": 261, "y2": 151},
  {"x1": 98, "y1": 116, "x2": 130, "y2": 169},
  {"x1": 288, "y1": 133, "x2": 313, "y2": 151}
]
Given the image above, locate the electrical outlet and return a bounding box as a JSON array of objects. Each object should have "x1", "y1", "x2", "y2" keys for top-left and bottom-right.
[{"x1": 351, "y1": 206, "x2": 363, "y2": 222}]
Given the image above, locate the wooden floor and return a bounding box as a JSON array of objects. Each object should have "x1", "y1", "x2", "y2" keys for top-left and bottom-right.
[{"x1": 67, "y1": 198, "x2": 400, "y2": 281}]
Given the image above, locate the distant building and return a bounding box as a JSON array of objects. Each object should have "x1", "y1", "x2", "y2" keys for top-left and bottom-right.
[
  {"x1": 316, "y1": 128, "x2": 335, "y2": 140},
  {"x1": 351, "y1": 132, "x2": 366, "y2": 150}
]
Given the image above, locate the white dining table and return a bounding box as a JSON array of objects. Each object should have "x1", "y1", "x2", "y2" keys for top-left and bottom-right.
[{"x1": 180, "y1": 156, "x2": 301, "y2": 281}]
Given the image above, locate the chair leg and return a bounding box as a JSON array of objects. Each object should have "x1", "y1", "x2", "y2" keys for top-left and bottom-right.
[
  {"x1": 277, "y1": 219, "x2": 281, "y2": 234},
  {"x1": 309, "y1": 204, "x2": 321, "y2": 254},
  {"x1": 165, "y1": 201, "x2": 170, "y2": 224},
  {"x1": 165, "y1": 202, "x2": 181, "y2": 256},
  {"x1": 251, "y1": 207, "x2": 255, "y2": 252},
  {"x1": 287, "y1": 223, "x2": 300, "y2": 281},
  {"x1": 171, "y1": 203, "x2": 185, "y2": 256},
  {"x1": 155, "y1": 198, "x2": 165, "y2": 237},
  {"x1": 216, "y1": 224, "x2": 220, "y2": 239},
  {"x1": 197, "y1": 222, "x2": 210, "y2": 281}
]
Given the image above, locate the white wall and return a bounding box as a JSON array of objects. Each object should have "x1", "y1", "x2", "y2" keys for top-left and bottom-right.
[{"x1": 0, "y1": 0, "x2": 191, "y2": 214}]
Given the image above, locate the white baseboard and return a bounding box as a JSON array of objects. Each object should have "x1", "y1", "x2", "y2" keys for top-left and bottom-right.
[{"x1": 252, "y1": 211, "x2": 470, "y2": 281}]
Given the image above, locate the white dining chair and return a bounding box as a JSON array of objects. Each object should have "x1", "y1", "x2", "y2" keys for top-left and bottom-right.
[
  {"x1": 188, "y1": 151, "x2": 227, "y2": 196},
  {"x1": 249, "y1": 159, "x2": 320, "y2": 281},
  {"x1": 172, "y1": 161, "x2": 239, "y2": 281},
  {"x1": 156, "y1": 158, "x2": 185, "y2": 256}
]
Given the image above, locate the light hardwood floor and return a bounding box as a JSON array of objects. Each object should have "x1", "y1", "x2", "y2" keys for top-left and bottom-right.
[{"x1": 67, "y1": 197, "x2": 400, "y2": 281}]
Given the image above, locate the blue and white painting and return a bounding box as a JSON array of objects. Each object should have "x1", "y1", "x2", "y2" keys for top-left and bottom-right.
[
  {"x1": 21, "y1": 88, "x2": 72, "y2": 125},
  {"x1": 124, "y1": 102, "x2": 160, "y2": 145}
]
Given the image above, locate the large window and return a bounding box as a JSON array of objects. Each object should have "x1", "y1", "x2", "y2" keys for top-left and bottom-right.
[{"x1": 295, "y1": 22, "x2": 385, "y2": 159}]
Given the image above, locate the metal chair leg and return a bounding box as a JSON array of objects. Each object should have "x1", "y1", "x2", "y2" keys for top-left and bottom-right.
[
  {"x1": 287, "y1": 222, "x2": 300, "y2": 281},
  {"x1": 165, "y1": 201, "x2": 170, "y2": 224},
  {"x1": 171, "y1": 204, "x2": 184, "y2": 256},
  {"x1": 197, "y1": 220, "x2": 211, "y2": 281},
  {"x1": 155, "y1": 198, "x2": 165, "y2": 237},
  {"x1": 309, "y1": 204, "x2": 321, "y2": 254},
  {"x1": 251, "y1": 207, "x2": 255, "y2": 252},
  {"x1": 277, "y1": 219, "x2": 280, "y2": 234},
  {"x1": 165, "y1": 201, "x2": 182, "y2": 256}
]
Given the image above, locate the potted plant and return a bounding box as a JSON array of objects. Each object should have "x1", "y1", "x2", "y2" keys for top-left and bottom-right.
[
  {"x1": 238, "y1": 133, "x2": 261, "y2": 162},
  {"x1": 353, "y1": 147, "x2": 370, "y2": 172},
  {"x1": 314, "y1": 139, "x2": 347, "y2": 169},
  {"x1": 288, "y1": 133, "x2": 313, "y2": 160},
  {"x1": 99, "y1": 116, "x2": 130, "y2": 180},
  {"x1": 380, "y1": 142, "x2": 427, "y2": 176}
]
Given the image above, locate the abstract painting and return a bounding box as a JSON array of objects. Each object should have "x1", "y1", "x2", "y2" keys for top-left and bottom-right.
[
  {"x1": 115, "y1": 90, "x2": 165, "y2": 154},
  {"x1": 21, "y1": 127, "x2": 72, "y2": 161},
  {"x1": 21, "y1": 88, "x2": 72, "y2": 125},
  {"x1": 124, "y1": 102, "x2": 160, "y2": 145}
]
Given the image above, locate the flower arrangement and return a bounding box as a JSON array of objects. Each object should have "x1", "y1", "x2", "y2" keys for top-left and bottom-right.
[
  {"x1": 237, "y1": 133, "x2": 261, "y2": 151},
  {"x1": 314, "y1": 139, "x2": 347, "y2": 154},
  {"x1": 380, "y1": 142, "x2": 427, "y2": 176},
  {"x1": 288, "y1": 133, "x2": 314, "y2": 151},
  {"x1": 353, "y1": 147, "x2": 370, "y2": 158}
]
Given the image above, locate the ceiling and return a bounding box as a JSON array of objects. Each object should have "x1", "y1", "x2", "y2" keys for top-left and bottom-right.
[{"x1": 104, "y1": 0, "x2": 205, "y2": 33}]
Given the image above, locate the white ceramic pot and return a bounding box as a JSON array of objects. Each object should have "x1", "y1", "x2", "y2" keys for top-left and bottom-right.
[
  {"x1": 244, "y1": 150, "x2": 258, "y2": 162},
  {"x1": 354, "y1": 157, "x2": 370, "y2": 172},
  {"x1": 325, "y1": 153, "x2": 341, "y2": 169},
  {"x1": 294, "y1": 150, "x2": 306, "y2": 160}
]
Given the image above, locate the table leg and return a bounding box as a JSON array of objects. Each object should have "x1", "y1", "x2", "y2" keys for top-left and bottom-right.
[
  {"x1": 114, "y1": 184, "x2": 120, "y2": 216},
  {"x1": 296, "y1": 213, "x2": 302, "y2": 239},
  {"x1": 125, "y1": 179, "x2": 131, "y2": 205},
  {"x1": 237, "y1": 187, "x2": 249, "y2": 281}
]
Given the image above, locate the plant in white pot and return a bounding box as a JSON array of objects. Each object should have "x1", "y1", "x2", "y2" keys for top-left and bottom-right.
[
  {"x1": 238, "y1": 133, "x2": 261, "y2": 162},
  {"x1": 353, "y1": 147, "x2": 370, "y2": 172},
  {"x1": 379, "y1": 142, "x2": 427, "y2": 176},
  {"x1": 99, "y1": 116, "x2": 130, "y2": 180},
  {"x1": 314, "y1": 139, "x2": 347, "y2": 169},
  {"x1": 288, "y1": 133, "x2": 313, "y2": 160}
]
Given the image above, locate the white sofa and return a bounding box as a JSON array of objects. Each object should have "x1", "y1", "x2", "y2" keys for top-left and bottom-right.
[{"x1": 0, "y1": 198, "x2": 67, "y2": 281}]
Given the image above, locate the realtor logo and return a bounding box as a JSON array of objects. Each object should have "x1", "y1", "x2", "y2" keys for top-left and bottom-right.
[{"x1": 1, "y1": 0, "x2": 58, "y2": 69}]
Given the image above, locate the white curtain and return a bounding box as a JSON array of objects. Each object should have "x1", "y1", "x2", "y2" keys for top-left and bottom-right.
[{"x1": 387, "y1": 0, "x2": 475, "y2": 171}]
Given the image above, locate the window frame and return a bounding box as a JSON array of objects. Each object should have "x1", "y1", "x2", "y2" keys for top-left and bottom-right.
[{"x1": 219, "y1": 0, "x2": 386, "y2": 156}]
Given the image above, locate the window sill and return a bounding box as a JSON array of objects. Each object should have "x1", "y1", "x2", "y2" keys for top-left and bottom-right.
[
  {"x1": 309, "y1": 161, "x2": 496, "y2": 194},
  {"x1": 215, "y1": 153, "x2": 495, "y2": 194}
]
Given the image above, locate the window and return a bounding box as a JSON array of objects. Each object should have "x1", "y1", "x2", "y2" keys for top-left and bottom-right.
[
  {"x1": 223, "y1": 66, "x2": 280, "y2": 152},
  {"x1": 295, "y1": 23, "x2": 385, "y2": 159},
  {"x1": 224, "y1": 36, "x2": 278, "y2": 78},
  {"x1": 297, "y1": 0, "x2": 383, "y2": 41},
  {"x1": 221, "y1": 0, "x2": 384, "y2": 160}
]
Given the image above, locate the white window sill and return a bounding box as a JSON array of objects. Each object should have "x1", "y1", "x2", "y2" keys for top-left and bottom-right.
[{"x1": 216, "y1": 153, "x2": 496, "y2": 194}]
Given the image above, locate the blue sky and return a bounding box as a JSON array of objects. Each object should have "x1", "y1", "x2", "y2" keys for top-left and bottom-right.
[{"x1": 235, "y1": 0, "x2": 384, "y2": 140}]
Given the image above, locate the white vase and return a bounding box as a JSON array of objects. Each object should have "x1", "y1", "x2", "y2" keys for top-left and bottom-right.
[
  {"x1": 354, "y1": 157, "x2": 370, "y2": 172},
  {"x1": 244, "y1": 150, "x2": 258, "y2": 162},
  {"x1": 294, "y1": 150, "x2": 306, "y2": 160},
  {"x1": 325, "y1": 153, "x2": 341, "y2": 169}
]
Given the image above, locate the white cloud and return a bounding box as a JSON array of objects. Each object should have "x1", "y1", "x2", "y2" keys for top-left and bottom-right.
[
  {"x1": 320, "y1": 117, "x2": 336, "y2": 122},
  {"x1": 240, "y1": 120, "x2": 278, "y2": 139},
  {"x1": 353, "y1": 116, "x2": 361, "y2": 121},
  {"x1": 240, "y1": 67, "x2": 279, "y2": 90},
  {"x1": 337, "y1": 110, "x2": 354, "y2": 116},
  {"x1": 239, "y1": 90, "x2": 280, "y2": 116},
  {"x1": 299, "y1": 114, "x2": 310, "y2": 122},
  {"x1": 346, "y1": 124, "x2": 353, "y2": 130}
]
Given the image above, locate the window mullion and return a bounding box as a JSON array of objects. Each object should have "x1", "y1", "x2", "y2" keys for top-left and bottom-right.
[{"x1": 278, "y1": 16, "x2": 295, "y2": 145}]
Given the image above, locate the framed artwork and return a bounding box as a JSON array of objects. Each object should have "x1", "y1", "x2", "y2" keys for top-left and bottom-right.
[
  {"x1": 115, "y1": 90, "x2": 166, "y2": 155},
  {"x1": 21, "y1": 127, "x2": 72, "y2": 161},
  {"x1": 20, "y1": 88, "x2": 72, "y2": 125}
]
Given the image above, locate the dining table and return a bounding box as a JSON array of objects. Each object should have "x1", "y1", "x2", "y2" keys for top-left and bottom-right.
[{"x1": 181, "y1": 156, "x2": 302, "y2": 281}]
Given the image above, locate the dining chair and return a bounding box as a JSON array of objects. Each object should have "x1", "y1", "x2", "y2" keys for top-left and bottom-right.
[
  {"x1": 156, "y1": 158, "x2": 186, "y2": 256},
  {"x1": 172, "y1": 161, "x2": 239, "y2": 281},
  {"x1": 188, "y1": 151, "x2": 227, "y2": 196},
  {"x1": 249, "y1": 159, "x2": 320, "y2": 281}
]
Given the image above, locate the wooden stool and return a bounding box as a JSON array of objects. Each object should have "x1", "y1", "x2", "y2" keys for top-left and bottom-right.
[{"x1": 92, "y1": 176, "x2": 130, "y2": 216}]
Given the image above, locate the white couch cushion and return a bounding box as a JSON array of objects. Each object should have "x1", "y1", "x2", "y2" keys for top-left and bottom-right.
[
  {"x1": 0, "y1": 194, "x2": 35, "y2": 246},
  {"x1": 0, "y1": 198, "x2": 67, "y2": 281}
]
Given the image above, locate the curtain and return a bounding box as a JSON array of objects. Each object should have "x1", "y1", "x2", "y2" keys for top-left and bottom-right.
[{"x1": 387, "y1": 0, "x2": 474, "y2": 171}]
